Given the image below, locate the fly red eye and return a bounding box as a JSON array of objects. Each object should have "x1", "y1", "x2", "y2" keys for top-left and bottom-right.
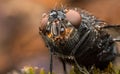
[
  {"x1": 40, "y1": 13, "x2": 48, "y2": 32},
  {"x1": 65, "y1": 9, "x2": 81, "y2": 28}
]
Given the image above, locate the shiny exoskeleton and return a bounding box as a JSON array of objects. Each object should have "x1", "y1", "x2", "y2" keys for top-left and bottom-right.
[{"x1": 39, "y1": 8, "x2": 119, "y2": 74}]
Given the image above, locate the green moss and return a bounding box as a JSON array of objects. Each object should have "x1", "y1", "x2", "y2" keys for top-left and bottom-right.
[
  {"x1": 40, "y1": 68, "x2": 45, "y2": 74},
  {"x1": 23, "y1": 66, "x2": 35, "y2": 74},
  {"x1": 22, "y1": 63, "x2": 120, "y2": 74}
]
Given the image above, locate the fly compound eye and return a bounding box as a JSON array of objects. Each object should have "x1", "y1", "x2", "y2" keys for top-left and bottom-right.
[
  {"x1": 40, "y1": 13, "x2": 48, "y2": 32},
  {"x1": 65, "y1": 9, "x2": 81, "y2": 28}
]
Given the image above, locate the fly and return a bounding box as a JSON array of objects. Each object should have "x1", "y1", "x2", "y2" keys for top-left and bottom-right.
[{"x1": 39, "y1": 8, "x2": 120, "y2": 74}]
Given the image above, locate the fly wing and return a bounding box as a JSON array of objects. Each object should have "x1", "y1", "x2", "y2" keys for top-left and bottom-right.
[
  {"x1": 104, "y1": 25, "x2": 120, "y2": 39},
  {"x1": 104, "y1": 25, "x2": 120, "y2": 55}
]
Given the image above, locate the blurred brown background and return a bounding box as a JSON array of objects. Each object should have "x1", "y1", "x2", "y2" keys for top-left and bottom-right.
[{"x1": 0, "y1": 0, "x2": 120, "y2": 74}]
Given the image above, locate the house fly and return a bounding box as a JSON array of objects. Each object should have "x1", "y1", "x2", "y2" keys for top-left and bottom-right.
[{"x1": 39, "y1": 8, "x2": 120, "y2": 74}]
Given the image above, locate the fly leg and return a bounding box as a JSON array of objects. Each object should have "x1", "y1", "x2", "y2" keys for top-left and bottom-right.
[
  {"x1": 59, "y1": 58, "x2": 67, "y2": 74},
  {"x1": 39, "y1": 29, "x2": 54, "y2": 74},
  {"x1": 50, "y1": 53, "x2": 53, "y2": 74},
  {"x1": 73, "y1": 57, "x2": 89, "y2": 74},
  {"x1": 70, "y1": 30, "x2": 90, "y2": 55}
]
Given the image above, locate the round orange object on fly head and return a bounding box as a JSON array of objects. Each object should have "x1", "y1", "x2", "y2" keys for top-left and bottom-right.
[
  {"x1": 40, "y1": 13, "x2": 48, "y2": 32},
  {"x1": 65, "y1": 9, "x2": 81, "y2": 28}
]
